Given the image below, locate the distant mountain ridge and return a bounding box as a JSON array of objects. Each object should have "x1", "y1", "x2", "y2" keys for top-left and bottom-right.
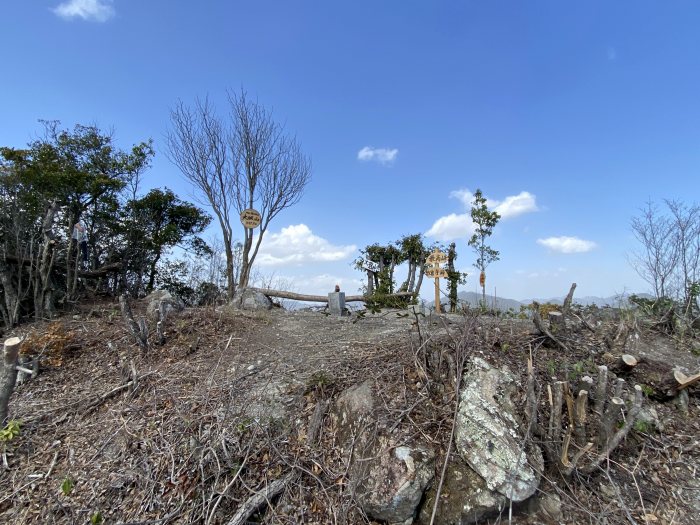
[{"x1": 429, "y1": 291, "x2": 653, "y2": 311}]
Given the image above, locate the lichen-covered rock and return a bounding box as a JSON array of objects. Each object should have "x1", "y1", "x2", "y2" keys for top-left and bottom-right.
[
  {"x1": 419, "y1": 455, "x2": 506, "y2": 525},
  {"x1": 230, "y1": 288, "x2": 273, "y2": 311},
  {"x1": 455, "y1": 357, "x2": 542, "y2": 502},
  {"x1": 333, "y1": 381, "x2": 435, "y2": 524}
]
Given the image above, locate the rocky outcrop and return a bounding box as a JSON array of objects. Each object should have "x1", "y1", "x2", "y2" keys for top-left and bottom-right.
[
  {"x1": 332, "y1": 358, "x2": 544, "y2": 524},
  {"x1": 334, "y1": 381, "x2": 435, "y2": 525},
  {"x1": 356, "y1": 439, "x2": 435, "y2": 524},
  {"x1": 145, "y1": 290, "x2": 184, "y2": 317},
  {"x1": 230, "y1": 287, "x2": 273, "y2": 311},
  {"x1": 455, "y1": 357, "x2": 542, "y2": 502},
  {"x1": 419, "y1": 455, "x2": 506, "y2": 524}
]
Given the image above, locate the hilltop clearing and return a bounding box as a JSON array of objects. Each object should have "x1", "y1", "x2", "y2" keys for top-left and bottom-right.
[{"x1": 1, "y1": 299, "x2": 699, "y2": 524}]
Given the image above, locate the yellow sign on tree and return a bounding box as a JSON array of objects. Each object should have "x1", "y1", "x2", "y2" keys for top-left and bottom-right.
[{"x1": 240, "y1": 208, "x2": 261, "y2": 228}]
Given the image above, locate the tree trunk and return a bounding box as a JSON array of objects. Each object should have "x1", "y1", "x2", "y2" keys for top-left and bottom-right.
[
  {"x1": 66, "y1": 212, "x2": 80, "y2": 301},
  {"x1": 1, "y1": 337, "x2": 21, "y2": 425},
  {"x1": 562, "y1": 283, "x2": 577, "y2": 317},
  {"x1": 222, "y1": 233, "x2": 234, "y2": 299},
  {"x1": 239, "y1": 225, "x2": 255, "y2": 289},
  {"x1": 415, "y1": 262, "x2": 426, "y2": 297},
  {"x1": 447, "y1": 243, "x2": 457, "y2": 313},
  {"x1": 408, "y1": 259, "x2": 417, "y2": 293},
  {"x1": 35, "y1": 202, "x2": 58, "y2": 321},
  {"x1": 146, "y1": 252, "x2": 163, "y2": 293},
  {"x1": 0, "y1": 260, "x2": 20, "y2": 328}
]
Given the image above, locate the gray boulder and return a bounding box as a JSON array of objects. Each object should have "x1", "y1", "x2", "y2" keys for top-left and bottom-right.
[
  {"x1": 455, "y1": 357, "x2": 542, "y2": 502},
  {"x1": 230, "y1": 287, "x2": 273, "y2": 311},
  {"x1": 356, "y1": 440, "x2": 435, "y2": 524},
  {"x1": 145, "y1": 290, "x2": 184, "y2": 317},
  {"x1": 419, "y1": 455, "x2": 506, "y2": 525},
  {"x1": 333, "y1": 381, "x2": 435, "y2": 525}
]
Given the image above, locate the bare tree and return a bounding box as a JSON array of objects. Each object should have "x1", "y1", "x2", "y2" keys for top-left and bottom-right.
[
  {"x1": 167, "y1": 98, "x2": 237, "y2": 297},
  {"x1": 167, "y1": 91, "x2": 311, "y2": 296},
  {"x1": 228, "y1": 91, "x2": 311, "y2": 288},
  {"x1": 666, "y1": 200, "x2": 700, "y2": 308},
  {"x1": 630, "y1": 202, "x2": 680, "y2": 299}
]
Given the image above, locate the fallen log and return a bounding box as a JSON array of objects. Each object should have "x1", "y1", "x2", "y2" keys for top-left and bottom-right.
[
  {"x1": 249, "y1": 288, "x2": 415, "y2": 303},
  {"x1": 78, "y1": 262, "x2": 122, "y2": 278}
]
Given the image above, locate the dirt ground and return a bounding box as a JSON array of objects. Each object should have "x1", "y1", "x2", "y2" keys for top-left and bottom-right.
[{"x1": 1, "y1": 300, "x2": 699, "y2": 524}]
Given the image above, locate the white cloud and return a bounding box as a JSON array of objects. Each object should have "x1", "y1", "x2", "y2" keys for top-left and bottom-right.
[
  {"x1": 53, "y1": 0, "x2": 115, "y2": 22},
  {"x1": 537, "y1": 236, "x2": 597, "y2": 254},
  {"x1": 427, "y1": 189, "x2": 538, "y2": 241},
  {"x1": 425, "y1": 213, "x2": 475, "y2": 241},
  {"x1": 449, "y1": 189, "x2": 537, "y2": 219},
  {"x1": 449, "y1": 189, "x2": 476, "y2": 207},
  {"x1": 357, "y1": 146, "x2": 398, "y2": 165},
  {"x1": 493, "y1": 191, "x2": 538, "y2": 218},
  {"x1": 256, "y1": 224, "x2": 357, "y2": 267}
]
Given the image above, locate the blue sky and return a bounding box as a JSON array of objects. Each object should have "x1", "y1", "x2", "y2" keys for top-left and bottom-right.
[{"x1": 2, "y1": 1, "x2": 699, "y2": 300}]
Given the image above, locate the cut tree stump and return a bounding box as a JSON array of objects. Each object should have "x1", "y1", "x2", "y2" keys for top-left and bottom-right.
[
  {"x1": 620, "y1": 354, "x2": 638, "y2": 369},
  {"x1": 548, "y1": 311, "x2": 565, "y2": 333},
  {"x1": 1, "y1": 337, "x2": 21, "y2": 424}
]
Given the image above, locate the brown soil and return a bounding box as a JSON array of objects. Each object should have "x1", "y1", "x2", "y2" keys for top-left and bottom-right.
[{"x1": 1, "y1": 301, "x2": 699, "y2": 524}]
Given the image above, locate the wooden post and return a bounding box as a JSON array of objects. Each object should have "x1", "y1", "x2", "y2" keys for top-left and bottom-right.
[
  {"x1": 425, "y1": 248, "x2": 448, "y2": 314},
  {"x1": 434, "y1": 277, "x2": 441, "y2": 313},
  {"x1": 1, "y1": 337, "x2": 22, "y2": 425}
]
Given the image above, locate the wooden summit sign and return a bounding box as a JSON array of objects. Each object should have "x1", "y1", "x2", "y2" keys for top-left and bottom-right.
[
  {"x1": 426, "y1": 248, "x2": 447, "y2": 313},
  {"x1": 240, "y1": 209, "x2": 261, "y2": 228}
]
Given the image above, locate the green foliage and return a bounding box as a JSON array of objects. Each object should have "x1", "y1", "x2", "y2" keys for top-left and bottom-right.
[
  {"x1": 629, "y1": 294, "x2": 675, "y2": 316},
  {"x1": 467, "y1": 189, "x2": 500, "y2": 303},
  {"x1": 640, "y1": 384, "x2": 656, "y2": 397},
  {"x1": 0, "y1": 120, "x2": 166, "y2": 324},
  {"x1": 629, "y1": 294, "x2": 681, "y2": 334},
  {"x1": 546, "y1": 360, "x2": 557, "y2": 376},
  {"x1": 122, "y1": 187, "x2": 211, "y2": 293},
  {"x1": 524, "y1": 302, "x2": 561, "y2": 319},
  {"x1": 61, "y1": 477, "x2": 75, "y2": 496},
  {"x1": 364, "y1": 292, "x2": 411, "y2": 311},
  {"x1": 568, "y1": 360, "x2": 591, "y2": 381},
  {"x1": 0, "y1": 420, "x2": 21, "y2": 443},
  {"x1": 306, "y1": 370, "x2": 335, "y2": 396},
  {"x1": 90, "y1": 512, "x2": 104, "y2": 525},
  {"x1": 156, "y1": 260, "x2": 197, "y2": 304},
  {"x1": 633, "y1": 419, "x2": 653, "y2": 434}
]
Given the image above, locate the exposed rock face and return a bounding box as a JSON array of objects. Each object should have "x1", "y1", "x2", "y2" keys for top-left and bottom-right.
[
  {"x1": 145, "y1": 290, "x2": 184, "y2": 317},
  {"x1": 230, "y1": 288, "x2": 273, "y2": 311},
  {"x1": 356, "y1": 440, "x2": 435, "y2": 524},
  {"x1": 455, "y1": 357, "x2": 542, "y2": 502},
  {"x1": 528, "y1": 491, "x2": 563, "y2": 522},
  {"x1": 419, "y1": 455, "x2": 506, "y2": 525},
  {"x1": 334, "y1": 380, "x2": 374, "y2": 443},
  {"x1": 334, "y1": 381, "x2": 435, "y2": 525}
]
